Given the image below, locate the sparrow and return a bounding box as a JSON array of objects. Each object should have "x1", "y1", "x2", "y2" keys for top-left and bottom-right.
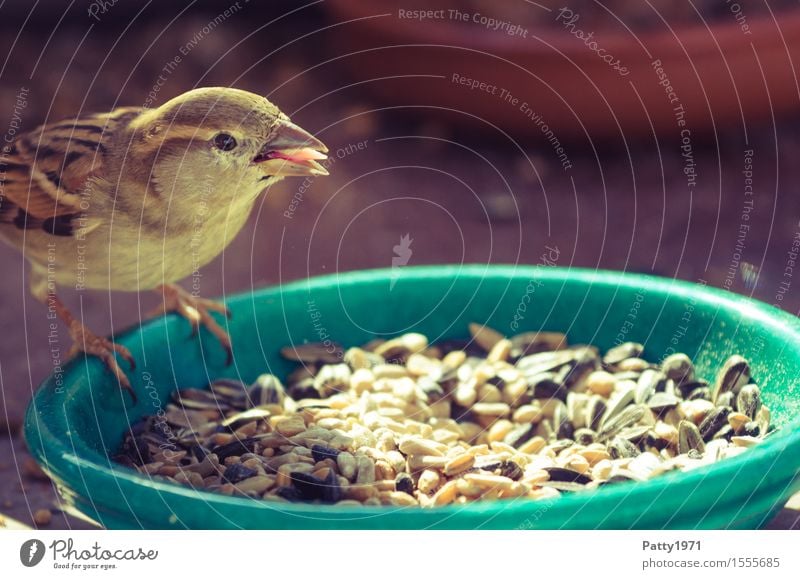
[{"x1": 0, "y1": 87, "x2": 328, "y2": 401}]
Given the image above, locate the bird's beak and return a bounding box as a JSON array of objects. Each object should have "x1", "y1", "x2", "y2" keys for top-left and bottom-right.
[{"x1": 252, "y1": 120, "x2": 329, "y2": 177}]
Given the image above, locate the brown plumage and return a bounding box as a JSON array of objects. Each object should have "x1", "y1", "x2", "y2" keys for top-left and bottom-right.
[{"x1": 0, "y1": 87, "x2": 328, "y2": 400}]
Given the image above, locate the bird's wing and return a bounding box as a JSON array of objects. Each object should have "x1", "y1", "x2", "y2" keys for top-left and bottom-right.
[{"x1": 0, "y1": 107, "x2": 140, "y2": 236}]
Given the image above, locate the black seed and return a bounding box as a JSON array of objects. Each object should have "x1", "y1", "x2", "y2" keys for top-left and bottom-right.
[
  {"x1": 587, "y1": 397, "x2": 607, "y2": 432},
  {"x1": 687, "y1": 386, "x2": 712, "y2": 401},
  {"x1": 742, "y1": 421, "x2": 761, "y2": 437},
  {"x1": 498, "y1": 460, "x2": 523, "y2": 481},
  {"x1": 211, "y1": 437, "x2": 258, "y2": 462},
  {"x1": 190, "y1": 444, "x2": 211, "y2": 462},
  {"x1": 557, "y1": 420, "x2": 575, "y2": 441},
  {"x1": 503, "y1": 423, "x2": 535, "y2": 448},
  {"x1": 542, "y1": 467, "x2": 593, "y2": 485},
  {"x1": 473, "y1": 458, "x2": 503, "y2": 471},
  {"x1": 119, "y1": 435, "x2": 151, "y2": 466},
  {"x1": 557, "y1": 348, "x2": 598, "y2": 389},
  {"x1": 321, "y1": 469, "x2": 343, "y2": 503},
  {"x1": 678, "y1": 379, "x2": 710, "y2": 400},
  {"x1": 699, "y1": 406, "x2": 732, "y2": 442},
  {"x1": 276, "y1": 486, "x2": 302, "y2": 501},
  {"x1": 526, "y1": 372, "x2": 567, "y2": 401},
  {"x1": 645, "y1": 430, "x2": 669, "y2": 451},
  {"x1": 311, "y1": 444, "x2": 341, "y2": 463},
  {"x1": 395, "y1": 472, "x2": 415, "y2": 495},
  {"x1": 287, "y1": 379, "x2": 321, "y2": 401},
  {"x1": 291, "y1": 472, "x2": 326, "y2": 500},
  {"x1": 574, "y1": 428, "x2": 596, "y2": 445},
  {"x1": 603, "y1": 474, "x2": 637, "y2": 485},
  {"x1": 223, "y1": 463, "x2": 258, "y2": 484}
]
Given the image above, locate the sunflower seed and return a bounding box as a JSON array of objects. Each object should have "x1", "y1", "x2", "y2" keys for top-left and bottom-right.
[
  {"x1": 246, "y1": 374, "x2": 286, "y2": 407},
  {"x1": 661, "y1": 353, "x2": 694, "y2": 384},
  {"x1": 712, "y1": 355, "x2": 750, "y2": 404},
  {"x1": 678, "y1": 420, "x2": 705, "y2": 454},
  {"x1": 736, "y1": 384, "x2": 762, "y2": 419},
  {"x1": 608, "y1": 436, "x2": 640, "y2": 459},
  {"x1": 118, "y1": 323, "x2": 775, "y2": 508},
  {"x1": 699, "y1": 406, "x2": 732, "y2": 442},
  {"x1": 603, "y1": 342, "x2": 644, "y2": 365}
]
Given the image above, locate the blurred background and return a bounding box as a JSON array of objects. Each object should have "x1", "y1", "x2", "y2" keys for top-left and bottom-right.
[{"x1": 1, "y1": 0, "x2": 800, "y2": 528}]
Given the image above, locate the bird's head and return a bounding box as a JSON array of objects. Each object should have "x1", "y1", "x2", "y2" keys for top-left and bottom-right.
[{"x1": 129, "y1": 87, "x2": 328, "y2": 203}]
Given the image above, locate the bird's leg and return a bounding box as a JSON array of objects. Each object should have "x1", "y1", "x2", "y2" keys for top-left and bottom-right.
[
  {"x1": 151, "y1": 284, "x2": 232, "y2": 364},
  {"x1": 49, "y1": 294, "x2": 137, "y2": 401}
]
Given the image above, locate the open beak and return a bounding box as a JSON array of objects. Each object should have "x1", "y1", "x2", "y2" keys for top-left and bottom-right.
[{"x1": 253, "y1": 119, "x2": 329, "y2": 177}]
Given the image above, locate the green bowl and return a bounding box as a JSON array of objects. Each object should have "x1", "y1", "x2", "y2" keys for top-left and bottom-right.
[{"x1": 24, "y1": 265, "x2": 800, "y2": 529}]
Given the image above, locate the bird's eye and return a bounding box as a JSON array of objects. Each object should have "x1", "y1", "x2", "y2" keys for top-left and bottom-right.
[{"x1": 213, "y1": 133, "x2": 237, "y2": 151}]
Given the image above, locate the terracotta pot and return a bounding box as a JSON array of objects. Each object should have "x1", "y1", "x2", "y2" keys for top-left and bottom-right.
[{"x1": 325, "y1": 2, "x2": 800, "y2": 140}]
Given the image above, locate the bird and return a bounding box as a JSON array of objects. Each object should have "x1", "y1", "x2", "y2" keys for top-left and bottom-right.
[{"x1": 0, "y1": 87, "x2": 329, "y2": 402}]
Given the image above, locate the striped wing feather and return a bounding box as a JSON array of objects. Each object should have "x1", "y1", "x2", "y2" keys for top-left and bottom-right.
[{"x1": 0, "y1": 108, "x2": 139, "y2": 236}]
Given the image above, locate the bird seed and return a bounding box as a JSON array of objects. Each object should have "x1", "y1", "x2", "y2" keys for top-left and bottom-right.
[{"x1": 115, "y1": 326, "x2": 776, "y2": 507}]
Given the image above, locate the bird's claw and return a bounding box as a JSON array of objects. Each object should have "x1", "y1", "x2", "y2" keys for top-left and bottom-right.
[
  {"x1": 154, "y1": 284, "x2": 233, "y2": 365},
  {"x1": 67, "y1": 321, "x2": 137, "y2": 403}
]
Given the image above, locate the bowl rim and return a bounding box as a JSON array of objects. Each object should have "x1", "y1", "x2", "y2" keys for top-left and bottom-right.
[{"x1": 24, "y1": 265, "x2": 800, "y2": 525}]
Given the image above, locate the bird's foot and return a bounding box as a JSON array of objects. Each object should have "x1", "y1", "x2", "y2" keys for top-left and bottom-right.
[
  {"x1": 66, "y1": 320, "x2": 137, "y2": 402},
  {"x1": 152, "y1": 284, "x2": 233, "y2": 364}
]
